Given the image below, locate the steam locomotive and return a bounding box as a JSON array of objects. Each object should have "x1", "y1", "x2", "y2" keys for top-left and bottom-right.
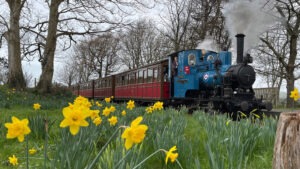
[{"x1": 72, "y1": 34, "x2": 272, "y2": 117}]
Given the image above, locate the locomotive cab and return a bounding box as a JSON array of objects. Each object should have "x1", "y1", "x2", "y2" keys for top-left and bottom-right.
[{"x1": 170, "y1": 49, "x2": 231, "y2": 99}]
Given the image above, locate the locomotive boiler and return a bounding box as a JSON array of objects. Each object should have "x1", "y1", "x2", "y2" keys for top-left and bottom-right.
[{"x1": 171, "y1": 34, "x2": 272, "y2": 117}]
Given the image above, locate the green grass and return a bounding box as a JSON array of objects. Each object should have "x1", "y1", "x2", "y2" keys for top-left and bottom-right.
[{"x1": 0, "y1": 86, "x2": 278, "y2": 169}]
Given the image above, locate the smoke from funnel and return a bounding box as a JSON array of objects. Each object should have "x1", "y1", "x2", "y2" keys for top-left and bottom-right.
[{"x1": 222, "y1": 0, "x2": 276, "y2": 54}]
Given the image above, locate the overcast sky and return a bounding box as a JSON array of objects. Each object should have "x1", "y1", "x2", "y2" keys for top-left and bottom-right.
[{"x1": 0, "y1": 0, "x2": 297, "y2": 91}]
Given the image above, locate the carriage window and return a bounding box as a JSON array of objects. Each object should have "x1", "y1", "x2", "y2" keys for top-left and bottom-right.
[
  {"x1": 143, "y1": 70, "x2": 147, "y2": 82},
  {"x1": 116, "y1": 77, "x2": 119, "y2": 86},
  {"x1": 148, "y1": 68, "x2": 153, "y2": 83},
  {"x1": 153, "y1": 68, "x2": 158, "y2": 82},
  {"x1": 129, "y1": 73, "x2": 135, "y2": 84},
  {"x1": 108, "y1": 79, "x2": 111, "y2": 87},
  {"x1": 103, "y1": 80, "x2": 106, "y2": 87},
  {"x1": 98, "y1": 80, "x2": 102, "y2": 88},
  {"x1": 188, "y1": 54, "x2": 196, "y2": 66},
  {"x1": 121, "y1": 75, "x2": 126, "y2": 86},
  {"x1": 95, "y1": 80, "x2": 99, "y2": 88},
  {"x1": 118, "y1": 77, "x2": 122, "y2": 86},
  {"x1": 138, "y1": 70, "x2": 143, "y2": 83}
]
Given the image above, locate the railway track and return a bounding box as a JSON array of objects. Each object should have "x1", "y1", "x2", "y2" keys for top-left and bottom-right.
[
  {"x1": 261, "y1": 110, "x2": 281, "y2": 118},
  {"x1": 187, "y1": 105, "x2": 282, "y2": 119}
]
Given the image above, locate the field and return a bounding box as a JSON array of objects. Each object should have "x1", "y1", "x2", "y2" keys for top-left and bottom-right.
[{"x1": 0, "y1": 86, "x2": 278, "y2": 169}]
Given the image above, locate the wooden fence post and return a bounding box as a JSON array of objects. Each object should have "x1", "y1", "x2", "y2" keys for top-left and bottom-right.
[{"x1": 273, "y1": 112, "x2": 300, "y2": 169}]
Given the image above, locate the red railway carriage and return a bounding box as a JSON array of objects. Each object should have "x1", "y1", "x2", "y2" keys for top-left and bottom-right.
[
  {"x1": 72, "y1": 59, "x2": 170, "y2": 102},
  {"x1": 78, "y1": 82, "x2": 94, "y2": 98},
  {"x1": 114, "y1": 59, "x2": 170, "y2": 101},
  {"x1": 93, "y1": 76, "x2": 115, "y2": 99}
]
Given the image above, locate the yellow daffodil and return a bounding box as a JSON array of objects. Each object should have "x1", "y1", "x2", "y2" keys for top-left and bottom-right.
[
  {"x1": 126, "y1": 100, "x2": 135, "y2": 110},
  {"x1": 74, "y1": 96, "x2": 92, "y2": 108},
  {"x1": 59, "y1": 105, "x2": 90, "y2": 135},
  {"x1": 90, "y1": 109, "x2": 100, "y2": 120},
  {"x1": 108, "y1": 116, "x2": 118, "y2": 126},
  {"x1": 153, "y1": 101, "x2": 163, "y2": 110},
  {"x1": 165, "y1": 146, "x2": 179, "y2": 164},
  {"x1": 146, "y1": 106, "x2": 154, "y2": 114},
  {"x1": 290, "y1": 88, "x2": 300, "y2": 101},
  {"x1": 105, "y1": 97, "x2": 111, "y2": 103},
  {"x1": 121, "y1": 110, "x2": 126, "y2": 116},
  {"x1": 109, "y1": 106, "x2": 116, "y2": 113},
  {"x1": 5, "y1": 116, "x2": 31, "y2": 142},
  {"x1": 102, "y1": 107, "x2": 111, "y2": 116},
  {"x1": 33, "y1": 103, "x2": 41, "y2": 110},
  {"x1": 93, "y1": 117, "x2": 102, "y2": 126},
  {"x1": 121, "y1": 116, "x2": 148, "y2": 150},
  {"x1": 96, "y1": 101, "x2": 102, "y2": 107},
  {"x1": 8, "y1": 155, "x2": 18, "y2": 166},
  {"x1": 29, "y1": 148, "x2": 37, "y2": 155}
]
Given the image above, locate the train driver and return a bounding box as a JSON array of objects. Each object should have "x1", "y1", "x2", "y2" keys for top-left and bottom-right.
[{"x1": 172, "y1": 56, "x2": 178, "y2": 76}]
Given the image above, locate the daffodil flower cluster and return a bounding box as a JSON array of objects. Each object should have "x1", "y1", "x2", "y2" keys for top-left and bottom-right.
[
  {"x1": 60, "y1": 96, "x2": 99, "y2": 135},
  {"x1": 145, "y1": 101, "x2": 164, "y2": 114},
  {"x1": 102, "y1": 106, "x2": 116, "y2": 116},
  {"x1": 4, "y1": 94, "x2": 181, "y2": 168}
]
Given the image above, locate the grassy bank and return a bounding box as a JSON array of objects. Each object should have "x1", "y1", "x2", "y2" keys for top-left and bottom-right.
[{"x1": 0, "y1": 86, "x2": 278, "y2": 169}]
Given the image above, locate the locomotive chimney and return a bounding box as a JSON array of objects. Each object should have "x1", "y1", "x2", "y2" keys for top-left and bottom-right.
[{"x1": 235, "y1": 34, "x2": 245, "y2": 64}]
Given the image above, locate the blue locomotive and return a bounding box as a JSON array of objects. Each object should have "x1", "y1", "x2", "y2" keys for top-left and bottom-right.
[{"x1": 168, "y1": 34, "x2": 272, "y2": 116}]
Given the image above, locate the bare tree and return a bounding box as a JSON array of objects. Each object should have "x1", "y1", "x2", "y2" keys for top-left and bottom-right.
[
  {"x1": 71, "y1": 33, "x2": 120, "y2": 83},
  {"x1": 160, "y1": 0, "x2": 194, "y2": 52},
  {"x1": 121, "y1": 20, "x2": 169, "y2": 69},
  {"x1": 0, "y1": 0, "x2": 26, "y2": 89},
  {"x1": 21, "y1": 0, "x2": 155, "y2": 93},
  {"x1": 259, "y1": 0, "x2": 300, "y2": 107},
  {"x1": 190, "y1": 0, "x2": 230, "y2": 50},
  {"x1": 23, "y1": 70, "x2": 33, "y2": 87},
  {"x1": 57, "y1": 60, "x2": 78, "y2": 87},
  {"x1": 254, "y1": 29, "x2": 286, "y2": 88}
]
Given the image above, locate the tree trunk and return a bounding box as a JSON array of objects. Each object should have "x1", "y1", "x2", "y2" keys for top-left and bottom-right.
[
  {"x1": 273, "y1": 112, "x2": 300, "y2": 169},
  {"x1": 6, "y1": 0, "x2": 26, "y2": 89},
  {"x1": 36, "y1": 0, "x2": 63, "y2": 93},
  {"x1": 285, "y1": 33, "x2": 298, "y2": 107},
  {"x1": 285, "y1": 78, "x2": 294, "y2": 108}
]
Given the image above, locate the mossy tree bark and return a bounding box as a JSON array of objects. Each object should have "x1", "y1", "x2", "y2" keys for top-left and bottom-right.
[
  {"x1": 36, "y1": 0, "x2": 63, "y2": 93},
  {"x1": 273, "y1": 112, "x2": 300, "y2": 169},
  {"x1": 5, "y1": 0, "x2": 26, "y2": 89}
]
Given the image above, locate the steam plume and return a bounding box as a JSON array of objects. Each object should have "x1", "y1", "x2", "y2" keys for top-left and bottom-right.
[{"x1": 222, "y1": 0, "x2": 275, "y2": 53}]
